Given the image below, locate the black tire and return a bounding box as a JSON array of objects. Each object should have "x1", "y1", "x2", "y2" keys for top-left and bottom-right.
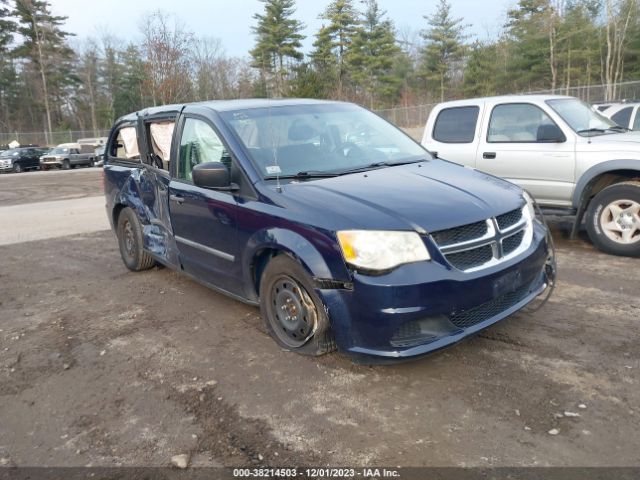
[
  {"x1": 62, "y1": 159, "x2": 70, "y2": 170},
  {"x1": 116, "y1": 207, "x2": 156, "y2": 271},
  {"x1": 259, "y1": 255, "x2": 336, "y2": 356},
  {"x1": 586, "y1": 181, "x2": 640, "y2": 257},
  {"x1": 89, "y1": 159, "x2": 95, "y2": 168},
  {"x1": 12, "y1": 162, "x2": 22, "y2": 173}
]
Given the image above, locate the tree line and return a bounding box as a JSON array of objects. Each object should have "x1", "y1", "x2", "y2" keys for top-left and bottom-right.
[{"x1": 0, "y1": 0, "x2": 638, "y2": 138}]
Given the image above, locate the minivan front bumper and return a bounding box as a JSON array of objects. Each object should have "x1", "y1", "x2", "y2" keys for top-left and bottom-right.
[{"x1": 318, "y1": 222, "x2": 551, "y2": 362}]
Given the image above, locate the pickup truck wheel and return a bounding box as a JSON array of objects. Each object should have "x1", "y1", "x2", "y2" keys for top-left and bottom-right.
[
  {"x1": 62, "y1": 159, "x2": 70, "y2": 170},
  {"x1": 259, "y1": 255, "x2": 336, "y2": 356},
  {"x1": 116, "y1": 207, "x2": 156, "y2": 271},
  {"x1": 586, "y1": 181, "x2": 640, "y2": 257},
  {"x1": 12, "y1": 163, "x2": 22, "y2": 173},
  {"x1": 89, "y1": 159, "x2": 95, "y2": 167}
]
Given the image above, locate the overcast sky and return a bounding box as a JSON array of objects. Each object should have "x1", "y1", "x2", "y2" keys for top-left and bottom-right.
[{"x1": 50, "y1": 0, "x2": 514, "y2": 57}]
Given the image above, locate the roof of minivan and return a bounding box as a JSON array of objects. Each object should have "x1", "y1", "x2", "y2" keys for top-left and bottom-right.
[
  {"x1": 437, "y1": 94, "x2": 574, "y2": 107},
  {"x1": 118, "y1": 98, "x2": 344, "y2": 123}
]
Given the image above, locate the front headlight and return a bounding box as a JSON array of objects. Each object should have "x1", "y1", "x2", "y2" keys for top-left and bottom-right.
[
  {"x1": 337, "y1": 230, "x2": 430, "y2": 272},
  {"x1": 523, "y1": 191, "x2": 536, "y2": 220}
]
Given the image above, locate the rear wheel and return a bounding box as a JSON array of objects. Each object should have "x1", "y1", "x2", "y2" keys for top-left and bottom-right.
[
  {"x1": 259, "y1": 255, "x2": 336, "y2": 356},
  {"x1": 586, "y1": 181, "x2": 640, "y2": 257},
  {"x1": 116, "y1": 207, "x2": 155, "y2": 271}
]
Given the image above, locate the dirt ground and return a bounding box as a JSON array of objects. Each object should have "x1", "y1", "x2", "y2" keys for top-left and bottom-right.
[{"x1": 0, "y1": 169, "x2": 638, "y2": 469}]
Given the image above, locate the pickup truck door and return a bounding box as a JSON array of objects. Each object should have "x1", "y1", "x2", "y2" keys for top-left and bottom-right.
[
  {"x1": 168, "y1": 115, "x2": 241, "y2": 295},
  {"x1": 422, "y1": 104, "x2": 482, "y2": 167},
  {"x1": 475, "y1": 102, "x2": 576, "y2": 207}
]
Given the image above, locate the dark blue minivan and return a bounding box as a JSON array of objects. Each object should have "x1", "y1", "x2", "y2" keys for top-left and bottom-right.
[{"x1": 103, "y1": 99, "x2": 555, "y2": 362}]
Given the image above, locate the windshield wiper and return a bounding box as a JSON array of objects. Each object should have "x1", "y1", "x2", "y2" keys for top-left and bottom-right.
[
  {"x1": 336, "y1": 159, "x2": 426, "y2": 175},
  {"x1": 265, "y1": 170, "x2": 339, "y2": 180},
  {"x1": 576, "y1": 128, "x2": 607, "y2": 136},
  {"x1": 606, "y1": 125, "x2": 631, "y2": 132}
]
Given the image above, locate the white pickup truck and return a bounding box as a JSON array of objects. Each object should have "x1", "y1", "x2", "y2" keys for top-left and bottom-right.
[{"x1": 421, "y1": 94, "x2": 640, "y2": 257}]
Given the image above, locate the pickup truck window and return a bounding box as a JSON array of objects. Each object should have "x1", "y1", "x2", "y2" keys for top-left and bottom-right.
[
  {"x1": 178, "y1": 118, "x2": 226, "y2": 181},
  {"x1": 611, "y1": 107, "x2": 633, "y2": 128},
  {"x1": 488, "y1": 103, "x2": 558, "y2": 143},
  {"x1": 433, "y1": 106, "x2": 479, "y2": 143},
  {"x1": 546, "y1": 98, "x2": 618, "y2": 136}
]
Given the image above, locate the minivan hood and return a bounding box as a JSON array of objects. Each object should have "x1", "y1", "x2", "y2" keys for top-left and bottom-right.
[{"x1": 274, "y1": 160, "x2": 525, "y2": 233}]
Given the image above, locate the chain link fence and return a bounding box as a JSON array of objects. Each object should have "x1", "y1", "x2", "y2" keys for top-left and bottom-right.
[
  {"x1": 0, "y1": 130, "x2": 111, "y2": 148},
  {"x1": 3, "y1": 80, "x2": 640, "y2": 145},
  {"x1": 375, "y1": 80, "x2": 640, "y2": 128}
]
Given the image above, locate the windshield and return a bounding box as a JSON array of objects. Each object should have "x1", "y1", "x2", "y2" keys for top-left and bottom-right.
[
  {"x1": 50, "y1": 147, "x2": 70, "y2": 155},
  {"x1": 546, "y1": 98, "x2": 620, "y2": 136},
  {"x1": 220, "y1": 103, "x2": 428, "y2": 178},
  {"x1": 0, "y1": 149, "x2": 18, "y2": 157}
]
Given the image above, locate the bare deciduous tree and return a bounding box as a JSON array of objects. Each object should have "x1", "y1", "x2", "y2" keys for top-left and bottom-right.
[{"x1": 140, "y1": 11, "x2": 194, "y2": 105}]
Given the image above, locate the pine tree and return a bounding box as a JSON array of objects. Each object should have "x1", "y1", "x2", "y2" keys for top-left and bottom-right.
[
  {"x1": 420, "y1": 0, "x2": 468, "y2": 102},
  {"x1": 346, "y1": 0, "x2": 400, "y2": 108},
  {"x1": 505, "y1": 0, "x2": 556, "y2": 91},
  {"x1": 0, "y1": 0, "x2": 17, "y2": 132},
  {"x1": 249, "y1": 0, "x2": 305, "y2": 97},
  {"x1": 313, "y1": 0, "x2": 359, "y2": 97},
  {"x1": 13, "y1": 0, "x2": 74, "y2": 139}
]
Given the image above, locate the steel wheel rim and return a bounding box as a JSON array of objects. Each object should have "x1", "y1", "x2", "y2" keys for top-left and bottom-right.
[
  {"x1": 269, "y1": 275, "x2": 317, "y2": 348},
  {"x1": 123, "y1": 220, "x2": 135, "y2": 258},
  {"x1": 600, "y1": 199, "x2": 640, "y2": 245}
]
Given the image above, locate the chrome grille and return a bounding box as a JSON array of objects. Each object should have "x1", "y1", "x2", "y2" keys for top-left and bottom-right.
[
  {"x1": 445, "y1": 244, "x2": 493, "y2": 270},
  {"x1": 502, "y1": 230, "x2": 525, "y2": 256},
  {"x1": 430, "y1": 220, "x2": 488, "y2": 247},
  {"x1": 430, "y1": 205, "x2": 530, "y2": 272},
  {"x1": 496, "y1": 208, "x2": 523, "y2": 231}
]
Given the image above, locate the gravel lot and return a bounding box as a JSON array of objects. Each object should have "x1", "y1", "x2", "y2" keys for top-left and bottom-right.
[{"x1": 0, "y1": 169, "x2": 638, "y2": 468}]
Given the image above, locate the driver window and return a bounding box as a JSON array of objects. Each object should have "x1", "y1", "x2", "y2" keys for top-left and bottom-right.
[
  {"x1": 488, "y1": 104, "x2": 557, "y2": 143},
  {"x1": 178, "y1": 118, "x2": 226, "y2": 181}
]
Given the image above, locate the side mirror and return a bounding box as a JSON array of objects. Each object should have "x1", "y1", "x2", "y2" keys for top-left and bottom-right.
[
  {"x1": 192, "y1": 162, "x2": 235, "y2": 190},
  {"x1": 537, "y1": 124, "x2": 566, "y2": 143}
]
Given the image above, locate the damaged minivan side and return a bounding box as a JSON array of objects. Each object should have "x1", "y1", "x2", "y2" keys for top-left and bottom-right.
[{"x1": 103, "y1": 99, "x2": 555, "y2": 362}]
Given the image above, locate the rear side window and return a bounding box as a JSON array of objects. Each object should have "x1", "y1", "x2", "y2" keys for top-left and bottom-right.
[
  {"x1": 432, "y1": 106, "x2": 479, "y2": 143},
  {"x1": 109, "y1": 126, "x2": 140, "y2": 161},
  {"x1": 633, "y1": 109, "x2": 640, "y2": 131},
  {"x1": 611, "y1": 107, "x2": 633, "y2": 128}
]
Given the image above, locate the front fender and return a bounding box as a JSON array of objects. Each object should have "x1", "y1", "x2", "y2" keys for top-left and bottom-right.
[
  {"x1": 241, "y1": 227, "x2": 351, "y2": 301},
  {"x1": 573, "y1": 159, "x2": 640, "y2": 207}
]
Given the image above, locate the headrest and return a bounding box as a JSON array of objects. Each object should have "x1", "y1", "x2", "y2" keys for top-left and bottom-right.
[{"x1": 288, "y1": 119, "x2": 316, "y2": 142}]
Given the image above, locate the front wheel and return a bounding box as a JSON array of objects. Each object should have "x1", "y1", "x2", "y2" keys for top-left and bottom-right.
[
  {"x1": 116, "y1": 207, "x2": 156, "y2": 271},
  {"x1": 62, "y1": 159, "x2": 70, "y2": 170},
  {"x1": 259, "y1": 255, "x2": 336, "y2": 356},
  {"x1": 12, "y1": 163, "x2": 22, "y2": 173},
  {"x1": 586, "y1": 181, "x2": 640, "y2": 257}
]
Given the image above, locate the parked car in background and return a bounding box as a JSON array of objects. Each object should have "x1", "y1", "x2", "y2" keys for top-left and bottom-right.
[
  {"x1": 600, "y1": 101, "x2": 640, "y2": 131},
  {"x1": 39, "y1": 143, "x2": 96, "y2": 170},
  {"x1": 422, "y1": 95, "x2": 640, "y2": 257},
  {"x1": 104, "y1": 99, "x2": 554, "y2": 361},
  {"x1": 94, "y1": 145, "x2": 105, "y2": 167},
  {"x1": 0, "y1": 147, "x2": 49, "y2": 173}
]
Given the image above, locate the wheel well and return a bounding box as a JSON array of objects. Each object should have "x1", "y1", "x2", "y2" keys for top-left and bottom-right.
[
  {"x1": 112, "y1": 203, "x2": 126, "y2": 228},
  {"x1": 252, "y1": 248, "x2": 280, "y2": 298},
  {"x1": 583, "y1": 170, "x2": 640, "y2": 205}
]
